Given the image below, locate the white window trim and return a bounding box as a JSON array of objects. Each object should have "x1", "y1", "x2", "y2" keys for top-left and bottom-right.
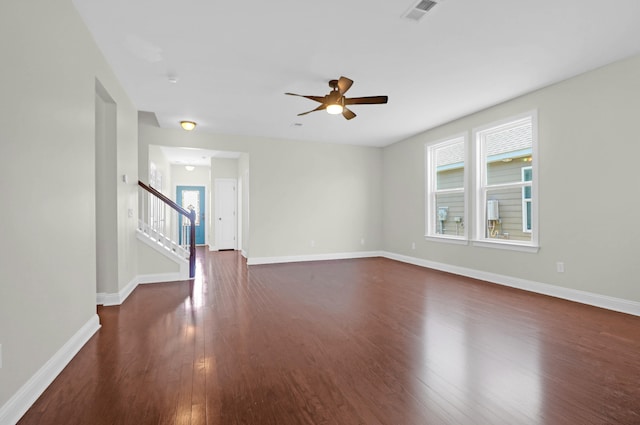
[
  {"x1": 425, "y1": 235, "x2": 470, "y2": 245},
  {"x1": 522, "y1": 166, "x2": 532, "y2": 233},
  {"x1": 473, "y1": 110, "x2": 539, "y2": 250},
  {"x1": 472, "y1": 239, "x2": 540, "y2": 253},
  {"x1": 424, "y1": 133, "x2": 468, "y2": 242}
]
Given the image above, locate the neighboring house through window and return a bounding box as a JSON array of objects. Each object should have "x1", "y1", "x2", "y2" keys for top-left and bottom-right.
[
  {"x1": 425, "y1": 134, "x2": 467, "y2": 242},
  {"x1": 474, "y1": 111, "x2": 538, "y2": 250}
]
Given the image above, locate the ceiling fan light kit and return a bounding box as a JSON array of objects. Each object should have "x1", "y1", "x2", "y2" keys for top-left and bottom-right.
[
  {"x1": 285, "y1": 76, "x2": 388, "y2": 120},
  {"x1": 326, "y1": 104, "x2": 343, "y2": 115}
]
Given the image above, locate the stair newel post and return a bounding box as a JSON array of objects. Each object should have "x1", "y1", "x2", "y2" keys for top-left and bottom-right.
[{"x1": 189, "y1": 209, "x2": 196, "y2": 278}]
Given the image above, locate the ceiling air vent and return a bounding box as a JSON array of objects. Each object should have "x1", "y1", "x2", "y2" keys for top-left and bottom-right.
[{"x1": 402, "y1": 0, "x2": 445, "y2": 22}]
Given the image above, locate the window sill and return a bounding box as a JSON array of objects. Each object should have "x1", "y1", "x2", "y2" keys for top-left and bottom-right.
[
  {"x1": 424, "y1": 235, "x2": 469, "y2": 246},
  {"x1": 472, "y1": 239, "x2": 539, "y2": 253}
]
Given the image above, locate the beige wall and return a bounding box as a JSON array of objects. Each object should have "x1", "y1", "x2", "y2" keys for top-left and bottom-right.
[
  {"x1": 148, "y1": 145, "x2": 172, "y2": 196},
  {"x1": 0, "y1": 0, "x2": 138, "y2": 410},
  {"x1": 95, "y1": 86, "x2": 119, "y2": 295},
  {"x1": 137, "y1": 241, "x2": 181, "y2": 275},
  {"x1": 238, "y1": 154, "x2": 250, "y2": 253},
  {"x1": 171, "y1": 164, "x2": 210, "y2": 190},
  {"x1": 212, "y1": 158, "x2": 239, "y2": 179},
  {"x1": 383, "y1": 54, "x2": 640, "y2": 302},
  {"x1": 138, "y1": 127, "x2": 383, "y2": 260}
]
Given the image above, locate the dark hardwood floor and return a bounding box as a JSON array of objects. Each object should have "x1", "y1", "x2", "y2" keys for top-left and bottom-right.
[{"x1": 18, "y1": 248, "x2": 640, "y2": 424}]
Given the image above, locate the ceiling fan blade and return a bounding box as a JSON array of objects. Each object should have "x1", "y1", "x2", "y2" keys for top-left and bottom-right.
[
  {"x1": 298, "y1": 103, "x2": 327, "y2": 116},
  {"x1": 344, "y1": 96, "x2": 388, "y2": 105},
  {"x1": 337, "y1": 77, "x2": 354, "y2": 95},
  {"x1": 342, "y1": 107, "x2": 356, "y2": 120},
  {"x1": 285, "y1": 93, "x2": 325, "y2": 103}
]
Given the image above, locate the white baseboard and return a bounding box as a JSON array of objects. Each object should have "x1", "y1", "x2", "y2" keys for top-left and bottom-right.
[
  {"x1": 381, "y1": 251, "x2": 640, "y2": 317},
  {"x1": 0, "y1": 315, "x2": 100, "y2": 425},
  {"x1": 97, "y1": 276, "x2": 139, "y2": 306},
  {"x1": 241, "y1": 249, "x2": 248, "y2": 259},
  {"x1": 138, "y1": 271, "x2": 190, "y2": 284},
  {"x1": 247, "y1": 251, "x2": 381, "y2": 266},
  {"x1": 96, "y1": 291, "x2": 120, "y2": 306},
  {"x1": 97, "y1": 269, "x2": 191, "y2": 306},
  {"x1": 247, "y1": 249, "x2": 639, "y2": 316},
  {"x1": 209, "y1": 246, "x2": 240, "y2": 252}
]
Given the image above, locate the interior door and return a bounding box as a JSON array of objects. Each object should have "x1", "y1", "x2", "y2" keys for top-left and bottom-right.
[
  {"x1": 177, "y1": 185, "x2": 205, "y2": 245},
  {"x1": 215, "y1": 179, "x2": 237, "y2": 250}
]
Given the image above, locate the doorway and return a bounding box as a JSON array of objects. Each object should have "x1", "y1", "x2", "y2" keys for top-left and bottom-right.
[
  {"x1": 177, "y1": 185, "x2": 206, "y2": 245},
  {"x1": 215, "y1": 178, "x2": 237, "y2": 250},
  {"x1": 95, "y1": 80, "x2": 118, "y2": 296}
]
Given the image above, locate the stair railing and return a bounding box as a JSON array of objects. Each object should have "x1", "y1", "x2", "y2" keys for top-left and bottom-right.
[{"x1": 138, "y1": 181, "x2": 196, "y2": 278}]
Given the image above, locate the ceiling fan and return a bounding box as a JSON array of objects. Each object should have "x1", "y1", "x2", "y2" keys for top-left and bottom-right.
[{"x1": 285, "y1": 76, "x2": 388, "y2": 120}]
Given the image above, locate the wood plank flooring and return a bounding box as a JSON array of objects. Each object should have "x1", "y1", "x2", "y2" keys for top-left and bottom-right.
[{"x1": 18, "y1": 248, "x2": 640, "y2": 424}]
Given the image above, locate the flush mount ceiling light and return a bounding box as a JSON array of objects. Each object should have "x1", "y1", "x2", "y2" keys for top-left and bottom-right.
[
  {"x1": 185, "y1": 165, "x2": 195, "y2": 171},
  {"x1": 180, "y1": 121, "x2": 196, "y2": 131}
]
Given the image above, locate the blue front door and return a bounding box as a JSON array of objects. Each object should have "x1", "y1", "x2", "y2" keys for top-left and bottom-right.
[{"x1": 177, "y1": 185, "x2": 205, "y2": 245}]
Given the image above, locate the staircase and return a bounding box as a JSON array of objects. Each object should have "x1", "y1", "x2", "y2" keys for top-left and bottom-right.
[{"x1": 137, "y1": 181, "x2": 196, "y2": 278}]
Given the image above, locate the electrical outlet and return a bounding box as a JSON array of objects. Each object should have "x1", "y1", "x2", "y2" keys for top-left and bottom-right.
[
  {"x1": 310, "y1": 240, "x2": 315, "y2": 248},
  {"x1": 556, "y1": 262, "x2": 565, "y2": 273},
  {"x1": 360, "y1": 238, "x2": 365, "y2": 245},
  {"x1": 411, "y1": 242, "x2": 416, "y2": 250}
]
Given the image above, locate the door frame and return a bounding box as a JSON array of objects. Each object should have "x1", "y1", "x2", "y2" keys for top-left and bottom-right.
[{"x1": 176, "y1": 185, "x2": 207, "y2": 245}]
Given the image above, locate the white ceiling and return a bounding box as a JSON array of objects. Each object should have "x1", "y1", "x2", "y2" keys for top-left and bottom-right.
[
  {"x1": 159, "y1": 146, "x2": 241, "y2": 167},
  {"x1": 73, "y1": 0, "x2": 640, "y2": 148}
]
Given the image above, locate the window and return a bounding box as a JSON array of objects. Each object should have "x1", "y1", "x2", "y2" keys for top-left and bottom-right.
[
  {"x1": 425, "y1": 135, "x2": 467, "y2": 241},
  {"x1": 475, "y1": 112, "x2": 537, "y2": 249},
  {"x1": 522, "y1": 166, "x2": 532, "y2": 232},
  {"x1": 424, "y1": 112, "x2": 538, "y2": 251}
]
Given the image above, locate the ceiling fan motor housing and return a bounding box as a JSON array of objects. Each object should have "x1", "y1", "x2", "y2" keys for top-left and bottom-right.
[{"x1": 327, "y1": 90, "x2": 343, "y2": 105}]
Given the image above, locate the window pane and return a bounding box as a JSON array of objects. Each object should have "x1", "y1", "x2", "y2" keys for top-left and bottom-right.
[
  {"x1": 434, "y1": 192, "x2": 464, "y2": 236},
  {"x1": 486, "y1": 123, "x2": 532, "y2": 186},
  {"x1": 485, "y1": 187, "x2": 532, "y2": 242},
  {"x1": 437, "y1": 167, "x2": 464, "y2": 190},
  {"x1": 181, "y1": 190, "x2": 201, "y2": 226},
  {"x1": 435, "y1": 140, "x2": 464, "y2": 190},
  {"x1": 427, "y1": 136, "x2": 466, "y2": 239}
]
